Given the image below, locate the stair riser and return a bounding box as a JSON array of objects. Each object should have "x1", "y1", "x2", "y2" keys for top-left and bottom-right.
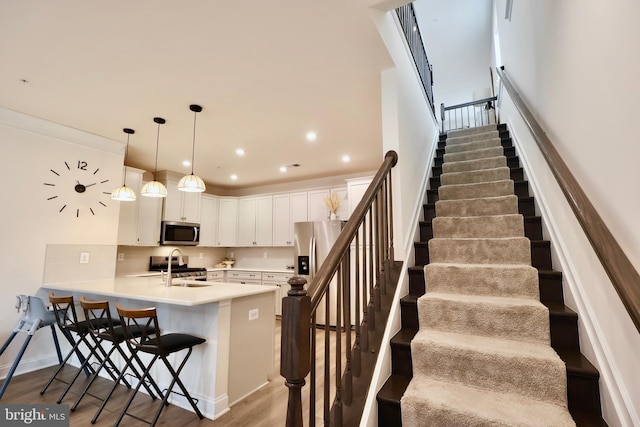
[
  {"x1": 550, "y1": 314, "x2": 580, "y2": 352},
  {"x1": 428, "y1": 238, "x2": 531, "y2": 265},
  {"x1": 567, "y1": 373, "x2": 602, "y2": 416},
  {"x1": 401, "y1": 300, "x2": 419, "y2": 330},
  {"x1": 408, "y1": 267, "x2": 425, "y2": 296},
  {"x1": 391, "y1": 345, "x2": 413, "y2": 378},
  {"x1": 444, "y1": 139, "x2": 502, "y2": 154},
  {"x1": 422, "y1": 217, "x2": 537, "y2": 241},
  {"x1": 431, "y1": 167, "x2": 525, "y2": 189},
  {"x1": 440, "y1": 168, "x2": 511, "y2": 186},
  {"x1": 432, "y1": 215, "x2": 523, "y2": 239},
  {"x1": 538, "y1": 271, "x2": 564, "y2": 306}
]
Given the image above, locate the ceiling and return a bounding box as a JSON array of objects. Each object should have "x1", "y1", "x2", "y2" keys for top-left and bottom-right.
[{"x1": 0, "y1": 1, "x2": 393, "y2": 190}]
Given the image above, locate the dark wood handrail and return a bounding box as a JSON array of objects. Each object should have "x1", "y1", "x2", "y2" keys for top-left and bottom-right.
[
  {"x1": 307, "y1": 151, "x2": 398, "y2": 310},
  {"x1": 496, "y1": 67, "x2": 640, "y2": 333}
]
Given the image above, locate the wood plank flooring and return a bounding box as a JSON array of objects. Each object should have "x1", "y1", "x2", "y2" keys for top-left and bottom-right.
[{"x1": 1, "y1": 320, "x2": 344, "y2": 426}]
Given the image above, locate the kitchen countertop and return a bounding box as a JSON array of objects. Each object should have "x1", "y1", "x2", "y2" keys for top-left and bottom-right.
[{"x1": 42, "y1": 276, "x2": 278, "y2": 307}]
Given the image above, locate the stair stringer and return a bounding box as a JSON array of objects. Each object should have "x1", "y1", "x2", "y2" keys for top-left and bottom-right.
[
  {"x1": 358, "y1": 133, "x2": 440, "y2": 427},
  {"x1": 505, "y1": 117, "x2": 639, "y2": 427}
]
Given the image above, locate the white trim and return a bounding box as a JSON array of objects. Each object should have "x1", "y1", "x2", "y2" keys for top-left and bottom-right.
[
  {"x1": 0, "y1": 355, "x2": 60, "y2": 380},
  {"x1": 507, "y1": 117, "x2": 638, "y2": 427},
  {"x1": 0, "y1": 107, "x2": 123, "y2": 154}
]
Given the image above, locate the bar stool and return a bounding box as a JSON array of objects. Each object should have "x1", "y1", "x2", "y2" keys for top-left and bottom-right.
[
  {"x1": 73, "y1": 296, "x2": 163, "y2": 424},
  {"x1": 0, "y1": 295, "x2": 63, "y2": 400},
  {"x1": 115, "y1": 303, "x2": 206, "y2": 427},
  {"x1": 40, "y1": 292, "x2": 120, "y2": 403}
]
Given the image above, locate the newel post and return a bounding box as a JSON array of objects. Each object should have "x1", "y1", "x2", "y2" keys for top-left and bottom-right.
[{"x1": 281, "y1": 276, "x2": 311, "y2": 427}]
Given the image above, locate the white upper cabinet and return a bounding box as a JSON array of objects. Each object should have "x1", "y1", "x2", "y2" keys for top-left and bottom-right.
[
  {"x1": 307, "y1": 187, "x2": 347, "y2": 221},
  {"x1": 237, "y1": 196, "x2": 273, "y2": 246},
  {"x1": 217, "y1": 197, "x2": 237, "y2": 246},
  {"x1": 157, "y1": 171, "x2": 201, "y2": 223},
  {"x1": 117, "y1": 168, "x2": 162, "y2": 246},
  {"x1": 273, "y1": 192, "x2": 307, "y2": 246},
  {"x1": 199, "y1": 194, "x2": 218, "y2": 246}
]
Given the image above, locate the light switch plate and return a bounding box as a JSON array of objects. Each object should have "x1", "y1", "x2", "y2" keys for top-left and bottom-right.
[
  {"x1": 248, "y1": 308, "x2": 259, "y2": 321},
  {"x1": 80, "y1": 252, "x2": 90, "y2": 264}
]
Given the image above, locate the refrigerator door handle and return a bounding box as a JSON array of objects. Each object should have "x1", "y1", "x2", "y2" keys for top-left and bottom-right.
[{"x1": 310, "y1": 236, "x2": 316, "y2": 278}]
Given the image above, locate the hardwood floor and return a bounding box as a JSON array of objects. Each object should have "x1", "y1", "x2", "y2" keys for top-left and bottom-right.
[{"x1": 1, "y1": 320, "x2": 344, "y2": 426}]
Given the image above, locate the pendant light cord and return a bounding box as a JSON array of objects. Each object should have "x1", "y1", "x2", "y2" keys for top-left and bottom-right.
[
  {"x1": 191, "y1": 110, "x2": 197, "y2": 175},
  {"x1": 154, "y1": 122, "x2": 161, "y2": 174},
  {"x1": 122, "y1": 134, "x2": 130, "y2": 186}
]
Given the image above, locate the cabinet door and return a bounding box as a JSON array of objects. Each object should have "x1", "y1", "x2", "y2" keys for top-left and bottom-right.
[
  {"x1": 136, "y1": 187, "x2": 162, "y2": 246},
  {"x1": 307, "y1": 189, "x2": 330, "y2": 221},
  {"x1": 272, "y1": 194, "x2": 291, "y2": 246},
  {"x1": 217, "y1": 198, "x2": 237, "y2": 246},
  {"x1": 332, "y1": 187, "x2": 349, "y2": 220},
  {"x1": 199, "y1": 194, "x2": 218, "y2": 246},
  {"x1": 182, "y1": 191, "x2": 201, "y2": 223},
  {"x1": 255, "y1": 196, "x2": 273, "y2": 246},
  {"x1": 237, "y1": 198, "x2": 256, "y2": 246},
  {"x1": 162, "y1": 180, "x2": 183, "y2": 222},
  {"x1": 117, "y1": 168, "x2": 142, "y2": 246}
]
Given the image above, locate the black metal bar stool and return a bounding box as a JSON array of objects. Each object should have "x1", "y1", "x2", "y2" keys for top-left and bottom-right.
[
  {"x1": 73, "y1": 296, "x2": 163, "y2": 424},
  {"x1": 40, "y1": 292, "x2": 120, "y2": 402},
  {"x1": 115, "y1": 303, "x2": 206, "y2": 427},
  {"x1": 0, "y1": 295, "x2": 63, "y2": 400}
]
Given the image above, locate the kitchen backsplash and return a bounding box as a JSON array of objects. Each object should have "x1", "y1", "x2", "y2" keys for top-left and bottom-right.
[
  {"x1": 43, "y1": 244, "x2": 117, "y2": 283},
  {"x1": 114, "y1": 245, "x2": 294, "y2": 275}
]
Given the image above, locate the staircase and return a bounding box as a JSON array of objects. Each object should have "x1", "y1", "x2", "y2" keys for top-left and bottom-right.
[{"x1": 376, "y1": 124, "x2": 607, "y2": 426}]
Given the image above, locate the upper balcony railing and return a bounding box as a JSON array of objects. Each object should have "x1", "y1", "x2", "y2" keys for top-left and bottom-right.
[{"x1": 396, "y1": 3, "x2": 435, "y2": 114}]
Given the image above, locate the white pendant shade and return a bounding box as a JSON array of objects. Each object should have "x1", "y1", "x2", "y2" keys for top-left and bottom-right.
[
  {"x1": 141, "y1": 180, "x2": 168, "y2": 198},
  {"x1": 178, "y1": 173, "x2": 206, "y2": 192},
  {"x1": 111, "y1": 185, "x2": 136, "y2": 201}
]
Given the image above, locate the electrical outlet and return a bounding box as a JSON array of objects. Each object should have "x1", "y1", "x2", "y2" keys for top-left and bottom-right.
[
  {"x1": 79, "y1": 252, "x2": 90, "y2": 264},
  {"x1": 248, "y1": 308, "x2": 259, "y2": 321},
  {"x1": 263, "y1": 251, "x2": 268, "y2": 259},
  {"x1": 117, "y1": 253, "x2": 125, "y2": 261},
  {"x1": 199, "y1": 252, "x2": 204, "y2": 259}
]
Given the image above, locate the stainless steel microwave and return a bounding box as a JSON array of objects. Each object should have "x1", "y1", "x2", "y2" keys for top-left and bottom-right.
[{"x1": 160, "y1": 221, "x2": 200, "y2": 246}]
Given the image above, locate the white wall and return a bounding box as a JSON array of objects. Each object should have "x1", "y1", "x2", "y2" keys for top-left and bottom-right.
[
  {"x1": 0, "y1": 108, "x2": 123, "y2": 378},
  {"x1": 414, "y1": 0, "x2": 494, "y2": 108},
  {"x1": 493, "y1": 1, "x2": 640, "y2": 425}
]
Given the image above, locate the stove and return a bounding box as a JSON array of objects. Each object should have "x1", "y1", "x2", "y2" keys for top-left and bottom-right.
[{"x1": 149, "y1": 256, "x2": 208, "y2": 279}]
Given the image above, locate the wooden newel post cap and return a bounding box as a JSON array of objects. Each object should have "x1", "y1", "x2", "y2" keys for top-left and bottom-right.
[{"x1": 287, "y1": 276, "x2": 307, "y2": 296}]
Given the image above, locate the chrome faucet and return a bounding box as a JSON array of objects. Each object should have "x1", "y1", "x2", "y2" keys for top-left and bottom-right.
[{"x1": 165, "y1": 248, "x2": 185, "y2": 287}]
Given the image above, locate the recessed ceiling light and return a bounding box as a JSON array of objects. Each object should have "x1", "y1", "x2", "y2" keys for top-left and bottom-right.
[
  {"x1": 342, "y1": 155, "x2": 351, "y2": 163},
  {"x1": 230, "y1": 174, "x2": 238, "y2": 180},
  {"x1": 280, "y1": 166, "x2": 287, "y2": 173},
  {"x1": 183, "y1": 160, "x2": 191, "y2": 167},
  {"x1": 236, "y1": 148, "x2": 245, "y2": 156},
  {"x1": 306, "y1": 131, "x2": 317, "y2": 141}
]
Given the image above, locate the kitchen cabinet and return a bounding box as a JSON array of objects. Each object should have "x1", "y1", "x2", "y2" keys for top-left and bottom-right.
[
  {"x1": 226, "y1": 270, "x2": 261, "y2": 285},
  {"x1": 261, "y1": 272, "x2": 293, "y2": 316},
  {"x1": 307, "y1": 187, "x2": 348, "y2": 221},
  {"x1": 273, "y1": 192, "x2": 307, "y2": 246},
  {"x1": 156, "y1": 171, "x2": 201, "y2": 223},
  {"x1": 346, "y1": 177, "x2": 373, "y2": 216},
  {"x1": 206, "y1": 270, "x2": 224, "y2": 282},
  {"x1": 199, "y1": 194, "x2": 218, "y2": 246},
  {"x1": 217, "y1": 197, "x2": 237, "y2": 246},
  {"x1": 117, "y1": 168, "x2": 162, "y2": 246},
  {"x1": 237, "y1": 196, "x2": 273, "y2": 246}
]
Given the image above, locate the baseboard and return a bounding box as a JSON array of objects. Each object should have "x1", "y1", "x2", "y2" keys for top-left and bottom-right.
[{"x1": 0, "y1": 355, "x2": 59, "y2": 380}]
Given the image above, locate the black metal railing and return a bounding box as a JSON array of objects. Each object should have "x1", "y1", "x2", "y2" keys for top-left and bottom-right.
[
  {"x1": 281, "y1": 151, "x2": 398, "y2": 427},
  {"x1": 440, "y1": 97, "x2": 498, "y2": 134},
  {"x1": 396, "y1": 3, "x2": 435, "y2": 114}
]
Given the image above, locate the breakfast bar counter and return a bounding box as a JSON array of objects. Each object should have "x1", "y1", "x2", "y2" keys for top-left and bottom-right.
[{"x1": 41, "y1": 277, "x2": 278, "y2": 420}]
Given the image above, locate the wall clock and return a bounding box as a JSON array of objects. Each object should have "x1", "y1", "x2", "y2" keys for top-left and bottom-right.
[{"x1": 44, "y1": 160, "x2": 111, "y2": 217}]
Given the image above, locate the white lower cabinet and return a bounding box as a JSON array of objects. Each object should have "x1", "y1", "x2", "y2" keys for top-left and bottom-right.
[
  {"x1": 206, "y1": 271, "x2": 224, "y2": 282},
  {"x1": 226, "y1": 270, "x2": 261, "y2": 284},
  {"x1": 261, "y1": 272, "x2": 293, "y2": 316}
]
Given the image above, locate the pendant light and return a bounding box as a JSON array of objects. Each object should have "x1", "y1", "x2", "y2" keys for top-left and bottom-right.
[
  {"x1": 178, "y1": 104, "x2": 206, "y2": 192},
  {"x1": 111, "y1": 128, "x2": 137, "y2": 201},
  {"x1": 141, "y1": 117, "x2": 168, "y2": 197}
]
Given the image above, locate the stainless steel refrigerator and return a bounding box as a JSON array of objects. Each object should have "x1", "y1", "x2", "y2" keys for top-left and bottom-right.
[{"x1": 294, "y1": 220, "x2": 346, "y2": 326}]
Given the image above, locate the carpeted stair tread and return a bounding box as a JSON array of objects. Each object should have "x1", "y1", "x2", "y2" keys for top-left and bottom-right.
[
  {"x1": 424, "y1": 263, "x2": 539, "y2": 299},
  {"x1": 443, "y1": 146, "x2": 504, "y2": 162},
  {"x1": 448, "y1": 124, "x2": 497, "y2": 138},
  {"x1": 410, "y1": 329, "x2": 567, "y2": 404},
  {"x1": 435, "y1": 195, "x2": 519, "y2": 217},
  {"x1": 418, "y1": 292, "x2": 550, "y2": 343},
  {"x1": 432, "y1": 214, "x2": 524, "y2": 238},
  {"x1": 428, "y1": 237, "x2": 531, "y2": 265},
  {"x1": 440, "y1": 167, "x2": 511, "y2": 185},
  {"x1": 446, "y1": 131, "x2": 499, "y2": 145},
  {"x1": 442, "y1": 156, "x2": 507, "y2": 174},
  {"x1": 444, "y1": 137, "x2": 502, "y2": 153},
  {"x1": 439, "y1": 179, "x2": 514, "y2": 200},
  {"x1": 401, "y1": 377, "x2": 575, "y2": 427}
]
